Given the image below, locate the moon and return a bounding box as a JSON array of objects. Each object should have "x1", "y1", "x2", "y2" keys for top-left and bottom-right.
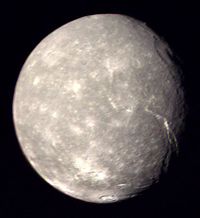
[{"x1": 13, "y1": 14, "x2": 185, "y2": 203}]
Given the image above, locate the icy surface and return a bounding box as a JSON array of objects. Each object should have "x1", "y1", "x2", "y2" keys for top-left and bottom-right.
[{"x1": 13, "y1": 14, "x2": 185, "y2": 203}]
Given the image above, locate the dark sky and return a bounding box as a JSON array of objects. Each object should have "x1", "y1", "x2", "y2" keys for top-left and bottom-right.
[{"x1": 2, "y1": 0, "x2": 200, "y2": 217}]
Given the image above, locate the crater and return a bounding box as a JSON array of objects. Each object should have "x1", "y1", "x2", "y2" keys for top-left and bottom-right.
[{"x1": 99, "y1": 195, "x2": 118, "y2": 202}]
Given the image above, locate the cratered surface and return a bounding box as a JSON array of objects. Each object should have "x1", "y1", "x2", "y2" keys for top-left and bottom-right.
[{"x1": 13, "y1": 14, "x2": 185, "y2": 203}]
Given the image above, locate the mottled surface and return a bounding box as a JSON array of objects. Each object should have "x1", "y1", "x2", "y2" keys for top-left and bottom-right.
[{"x1": 13, "y1": 14, "x2": 185, "y2": 203}]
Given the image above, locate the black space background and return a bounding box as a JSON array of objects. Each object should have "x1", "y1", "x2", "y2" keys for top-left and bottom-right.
[{"x1": 2, "y1": 0, "x2": 200, "y2": 217}]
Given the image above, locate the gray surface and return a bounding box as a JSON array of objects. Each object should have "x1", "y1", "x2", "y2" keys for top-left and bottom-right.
[{"x1": 13, "y1": 14, "x2": 185, "y2": 203}]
